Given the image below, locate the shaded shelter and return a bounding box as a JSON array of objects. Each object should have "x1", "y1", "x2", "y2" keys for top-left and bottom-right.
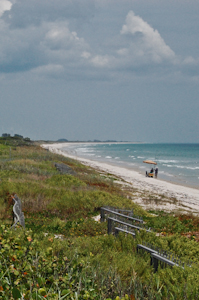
[{"x1": 143, "y1": 160, "x2": 157, "y2": 178}]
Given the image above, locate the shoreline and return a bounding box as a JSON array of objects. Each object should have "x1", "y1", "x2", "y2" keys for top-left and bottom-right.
[
  {"x1": 58, "y1": 142, "x2": 199, "y2": 190},
  {"x1": 42, "y1": 142, "x2": 199, "y2": 214}
]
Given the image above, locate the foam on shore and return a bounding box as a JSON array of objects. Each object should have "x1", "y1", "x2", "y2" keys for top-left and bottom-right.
[{"x1": 42, "y1": 143, "x2": 199, "y2": 214}]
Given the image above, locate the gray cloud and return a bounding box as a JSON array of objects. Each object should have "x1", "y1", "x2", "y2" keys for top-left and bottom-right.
[
  {"x1": 0, "y1": 0, "x2": 198, "y2": 83},
  {"x1": 0, "y1": 20, "x2": 47, "y2": 72},
  {"x1": 3, "y1": 0, "x2": 95, "y2": 28}
]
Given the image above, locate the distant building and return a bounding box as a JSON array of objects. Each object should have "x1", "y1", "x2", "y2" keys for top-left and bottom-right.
[
  {"x1": 2, "y1": 133, "x2": 10, "y2": 137},
  {"x1": 14, "y1": 134, "x2": 23, "y2": 139}
]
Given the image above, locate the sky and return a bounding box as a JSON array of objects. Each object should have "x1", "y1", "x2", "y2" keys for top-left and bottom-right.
[{"x1": 0, "y1": 0, "x2": 199, "y2": 143}]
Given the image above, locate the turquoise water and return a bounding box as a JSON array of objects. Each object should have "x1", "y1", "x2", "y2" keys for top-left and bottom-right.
[{"x1": 63, "y1": 143, "x2": 199, "y2": 189}]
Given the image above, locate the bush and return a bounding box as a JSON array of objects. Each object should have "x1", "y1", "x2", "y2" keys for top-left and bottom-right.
[{"x1": 45, "y1": 174, "x2": 86, "y2": 188}]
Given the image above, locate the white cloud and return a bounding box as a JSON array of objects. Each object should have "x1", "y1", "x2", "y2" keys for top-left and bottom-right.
[
  {"x1": 90, "y1": 55, "x2": 110, "y2": 67},
  {"x1": 0, "y1": 0, "x2": 12, "y2": 17},
  {"x1": 41, "y1": 22, "x2": 91, "y2": 70},
  {"x1": 182, "y1": 56, "x2": 199, "y2": 65},
  {"x1": 44, "y1": 23, "x2": 87, "y2": 52},
  {"x1": 81, "y1": 51, "x2": 91, "y2": 59},
  {"x1": 31, "y1": 64, "x2": 64, "y2": 76},
  {"x1": 120, "y1": 11, "x2": 175, "y2": 63}
]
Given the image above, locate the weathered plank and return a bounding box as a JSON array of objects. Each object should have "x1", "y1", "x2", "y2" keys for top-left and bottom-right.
[{"x1": 11, "y1": 194, "x2": 25, "y2": 229}]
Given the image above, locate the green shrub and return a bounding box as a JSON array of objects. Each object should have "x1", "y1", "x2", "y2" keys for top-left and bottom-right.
[
  {"x1": 47, "y1": 190, "x2": 134, "y2": 218},
  {"x1": 45, "y1": 174, "x2": 86, "y2": 188}
]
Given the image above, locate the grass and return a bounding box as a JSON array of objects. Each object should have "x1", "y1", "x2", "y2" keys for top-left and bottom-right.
[{"x1": 0, "y1": 137, "x2": 199, "y2": 299}]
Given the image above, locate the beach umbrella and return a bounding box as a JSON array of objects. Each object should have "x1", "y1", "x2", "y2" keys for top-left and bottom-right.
[{"x1": 143, "y1": 160, "x2": 157, "y2": 165}]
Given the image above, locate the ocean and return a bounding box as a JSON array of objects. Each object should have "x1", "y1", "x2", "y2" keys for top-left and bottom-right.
[{"x1": 62, "y1": 143, "x2": 199, "y2": 189}]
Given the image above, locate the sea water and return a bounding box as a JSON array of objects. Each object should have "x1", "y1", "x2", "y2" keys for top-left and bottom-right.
[{"x1": 63, "y1": 143, "x2": 199, "y2": 189}]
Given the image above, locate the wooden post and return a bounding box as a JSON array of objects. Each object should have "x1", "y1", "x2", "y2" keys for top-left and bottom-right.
[
  {"x1": 100, "y1": 207, "x2": 105, "y2": 222},
  {"x1": 11, "y1": 194, "x2": 25, "y2": 229},
  {"x1": 108, "y1": 218, "x2": 112, "y2": 234}
]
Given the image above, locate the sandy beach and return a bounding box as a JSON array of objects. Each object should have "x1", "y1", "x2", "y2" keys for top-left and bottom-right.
[{"x1": 42, "y1": 143, "x2": 199, "y2": 215}]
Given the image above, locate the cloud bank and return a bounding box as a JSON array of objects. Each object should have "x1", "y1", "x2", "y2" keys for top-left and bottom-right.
[{"x1": 0, "y1": 0, "x2": 198, "y2": 81}]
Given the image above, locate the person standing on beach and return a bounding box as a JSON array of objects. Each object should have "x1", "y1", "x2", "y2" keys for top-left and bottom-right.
[{"x1": 155, "y1": 167, "x2": 158, "y2": 178}]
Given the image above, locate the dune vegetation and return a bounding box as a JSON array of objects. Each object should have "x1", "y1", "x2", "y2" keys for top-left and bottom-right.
[{"x1": 0, "y1": 137, "x2": 199, "y2": 299}]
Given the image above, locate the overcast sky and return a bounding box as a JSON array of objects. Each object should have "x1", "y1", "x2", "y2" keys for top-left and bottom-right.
[{"x1": 0, "y1": 0, "x2": 198, "y2": 142}]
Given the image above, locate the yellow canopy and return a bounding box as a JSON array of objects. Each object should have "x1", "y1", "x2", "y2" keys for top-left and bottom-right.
[{"x1": 143, "y1": 160, "x2": 157, "y2": 165}]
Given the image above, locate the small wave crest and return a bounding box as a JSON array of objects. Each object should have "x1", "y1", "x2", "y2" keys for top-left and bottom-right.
[
  {"x1": 159, "y1": 171, "x2": 174, "y2": 177},
  {"x1": 77, "y1": 147, "x2": 94, "y2": 153},
  {"x1": 157, "y1": 159, "x2": 179, "y2": 163},
  {"x1": 163, "y1": 164, "x2": 199, "y2": 170}
]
